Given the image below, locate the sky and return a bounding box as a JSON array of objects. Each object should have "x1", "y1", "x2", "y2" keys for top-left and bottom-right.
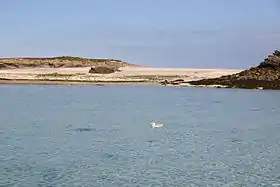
[{"x1": 0, "y1": 0, "x2": 279, "y2": 68}]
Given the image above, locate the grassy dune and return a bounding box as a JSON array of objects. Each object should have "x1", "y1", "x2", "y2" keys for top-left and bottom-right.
[{"x1": 0, "y1": 56, "x2": 138, "y2": 69}]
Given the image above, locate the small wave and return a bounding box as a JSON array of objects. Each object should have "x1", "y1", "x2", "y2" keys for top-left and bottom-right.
[
  {"x1": 249, "y1": 108, "x2": 261, "y2": 111},
  {"x1": 40, "y1": 168, "x2": 64, "y2": 186},
  {"x1": 231, "y1": 139, "x2": 242, "y2": 143},
  {"x1": 74, "y1": 128, "x2": 95, "y2": 132}
]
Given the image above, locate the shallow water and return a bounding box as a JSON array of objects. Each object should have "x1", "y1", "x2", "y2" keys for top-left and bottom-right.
[{"x1": 0, "y1": 85, "x2": 280, "y2": 186}]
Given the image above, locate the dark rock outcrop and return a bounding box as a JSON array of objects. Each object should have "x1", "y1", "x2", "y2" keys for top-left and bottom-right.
[
  {"x1": 89, "y1": 66, "x2": 119, "y2": 74},
  {"x1": 188, "y1": 50, "x2": 280, "y2": 89},
  {"x1": 160, "y1": 79, "x2": 186, "y2": 86}
]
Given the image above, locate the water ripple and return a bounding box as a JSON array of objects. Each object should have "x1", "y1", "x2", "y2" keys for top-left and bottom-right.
[{"x1": 1, "y1": 86, "x2": 280, "y2": 186}]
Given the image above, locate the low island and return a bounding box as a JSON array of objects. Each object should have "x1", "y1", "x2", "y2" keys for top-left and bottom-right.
[
  {"x1": 0, "y1": 56, "x2": 241, "y2": 86},
  {"x1": 0, "y1": 50, "x2": 279, "y2": 90}
]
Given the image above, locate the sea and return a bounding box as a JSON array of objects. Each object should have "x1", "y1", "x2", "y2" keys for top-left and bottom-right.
[{"x1": 0, "y1": 85, "x2": 280, "y2": 187}]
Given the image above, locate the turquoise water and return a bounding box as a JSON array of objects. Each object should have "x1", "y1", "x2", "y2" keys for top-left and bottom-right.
[{"x1": 1, "y1": 85, "x2": 280, "y2": 187}]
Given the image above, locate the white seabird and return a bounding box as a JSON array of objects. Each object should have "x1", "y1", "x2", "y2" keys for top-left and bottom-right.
[{"x1": 150, "y1": 122, "x2": 163, "y2": 128}]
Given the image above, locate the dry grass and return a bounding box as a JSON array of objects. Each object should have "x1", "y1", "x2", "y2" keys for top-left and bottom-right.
[{"x1": 0, "y1": 56, "x2": 138, "y2": 69}]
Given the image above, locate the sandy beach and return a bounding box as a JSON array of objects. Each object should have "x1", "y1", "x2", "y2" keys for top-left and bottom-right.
[{"x1": 0, "y1": 67, "x2": 242, "y2": 86}]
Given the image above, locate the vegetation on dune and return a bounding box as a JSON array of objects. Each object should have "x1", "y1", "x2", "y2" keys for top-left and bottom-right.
[
  {"x1": 36, "y1": 73, "x2": 76, "y2": 78},
  {"x1": 47, "y1": 56, "x2": 122, "y2": 62},
  {"x1": 0, "y1": 56, "x2": 137, "y2": 69},
  {"x1": 33, "y1": 79, "x2": 147, "y2": 83},
  {"x1": 126, "y1": 75, "x2": 184, "y2": 81},
  {"x1": 0, "y1": 56, "x2": 122, "y2": 62},
  {"x1": 273, "y1": 50, "x2": 280, "y2": 56}
]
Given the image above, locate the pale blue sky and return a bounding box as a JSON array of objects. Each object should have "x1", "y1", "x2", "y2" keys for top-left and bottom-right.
[{"x1": 0, "y1": 0, "x2": 279, "y2": 68}]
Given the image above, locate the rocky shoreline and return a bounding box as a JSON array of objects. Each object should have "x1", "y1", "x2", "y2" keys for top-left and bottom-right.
[{"x1": 188, "y1": 50, "x2": 280, "y2": 90}]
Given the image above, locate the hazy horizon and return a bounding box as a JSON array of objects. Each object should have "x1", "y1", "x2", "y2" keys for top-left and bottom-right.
[{"x1": 0, "y1": 0, "x2": 279, "y2": 68}]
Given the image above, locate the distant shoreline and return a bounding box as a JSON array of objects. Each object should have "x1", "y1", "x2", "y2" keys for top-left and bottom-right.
[
  {"x1": 1, "y1": 52, "x2": 279, "y2": 90},
  {"x1": 0, "y1": 67, "x2": 241, "y2": 87},
  {"x1": 0, "y1": 79, "x2": 232, "y2": 89},
  {"x1": 0, "y1": 56, "x2": 244, "y2": 88}
]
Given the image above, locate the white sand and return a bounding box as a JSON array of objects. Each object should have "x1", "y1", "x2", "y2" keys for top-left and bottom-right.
[{"x1": 0, "y1": 67, "x2": 242, "y2": 83}]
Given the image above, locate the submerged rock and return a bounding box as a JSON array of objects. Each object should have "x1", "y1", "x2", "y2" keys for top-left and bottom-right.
[{"x1": 188, "y1": 50, "x2": 280, "y2": 90}]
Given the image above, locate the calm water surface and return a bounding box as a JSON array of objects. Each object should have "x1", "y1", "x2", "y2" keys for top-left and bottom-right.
[{"x1": 0, "y1": 85, "x2": 280, "y2": 187}]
